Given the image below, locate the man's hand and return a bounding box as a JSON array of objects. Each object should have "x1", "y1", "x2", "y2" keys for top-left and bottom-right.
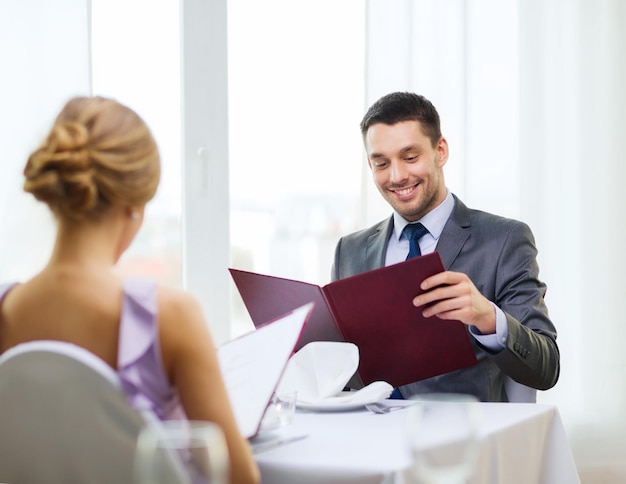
[{"x1": 412, "y1": 270, "x2": 496, "y2": 334}]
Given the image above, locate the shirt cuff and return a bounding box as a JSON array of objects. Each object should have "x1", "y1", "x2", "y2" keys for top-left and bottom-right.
[{"x1": 469, "y1": 303, "x2": 508, "y2": 350}]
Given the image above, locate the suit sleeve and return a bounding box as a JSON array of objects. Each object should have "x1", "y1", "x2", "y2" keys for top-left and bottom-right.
[{"x1": 480, "y1": 222, "x2": 560, "y2": 390}]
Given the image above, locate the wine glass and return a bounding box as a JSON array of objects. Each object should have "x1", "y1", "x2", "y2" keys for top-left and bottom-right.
[
  {"x1": 134, "y1": 420, "x2": 229, "y2": 484},
  {"x1": 406, "y1": 393, "x2": 481, "y2": 484}
]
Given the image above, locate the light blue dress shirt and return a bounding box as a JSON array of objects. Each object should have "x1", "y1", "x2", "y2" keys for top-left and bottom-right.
[{"x1": 384, "y1": 190, "x2": 508, "y2": 350}]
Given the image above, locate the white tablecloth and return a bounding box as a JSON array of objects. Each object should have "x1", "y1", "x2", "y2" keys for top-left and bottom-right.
[{"x1": 253, "y1": 402, "x2": 580, "y2": 484}]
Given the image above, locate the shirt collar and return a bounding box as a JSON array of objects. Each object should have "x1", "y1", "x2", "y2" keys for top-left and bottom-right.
[{"x1": 392, "y1": 189, "x2": 454, "y2": 241}]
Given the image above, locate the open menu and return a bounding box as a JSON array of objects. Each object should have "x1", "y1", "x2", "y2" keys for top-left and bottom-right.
[
  {"x1": 217, "y1": 302, "x2": 313, "y2": 439},
  {"x1": 229, "y1": 252, "x2": 477, "y2": 389}
]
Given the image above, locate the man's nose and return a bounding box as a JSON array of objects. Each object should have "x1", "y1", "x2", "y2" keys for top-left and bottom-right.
[{"x1": 389, "y1": 160, "x2": 408, "y2": 184}]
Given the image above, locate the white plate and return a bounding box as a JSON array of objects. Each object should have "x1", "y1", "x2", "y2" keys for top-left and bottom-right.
[{"x1": 297, "y1": 391, "x2": 384, "y2": 412}]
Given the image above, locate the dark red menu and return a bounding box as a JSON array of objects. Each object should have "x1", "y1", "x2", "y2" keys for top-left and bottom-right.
[{"x1": 229, "y1": 252, "x2": 477, "y2": 389}]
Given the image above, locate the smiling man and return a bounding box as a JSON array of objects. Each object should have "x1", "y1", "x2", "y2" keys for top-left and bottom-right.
[{"x1": 331, "y1": 92, "x2": 559, "y2": 402}]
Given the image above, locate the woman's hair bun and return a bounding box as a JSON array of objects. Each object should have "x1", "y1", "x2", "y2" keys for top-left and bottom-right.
[
  {"x1": 24, "y1": 121, "x2": 98, "y2": 218},
  {"x1": 23, "y1": 96, "x2": 160, "y2": 221}
]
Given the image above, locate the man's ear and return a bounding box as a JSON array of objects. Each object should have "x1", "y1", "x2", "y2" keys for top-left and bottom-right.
[{"x1": 436, "y1": 137, "x2": 449, "y2": 167}]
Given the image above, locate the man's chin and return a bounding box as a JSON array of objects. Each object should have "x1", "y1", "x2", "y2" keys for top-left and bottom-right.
[
  {"x1": 393, "y1": 206, "x2": 422, "y2": 222},
  {"x1": 395, "y1": 196, "x2": 435, "y2": 219}
]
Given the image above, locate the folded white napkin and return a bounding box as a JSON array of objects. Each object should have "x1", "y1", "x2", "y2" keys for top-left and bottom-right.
[
  {"x1": 315, "y1": 380, "x2": 394, "y2": 405},
  {"x1": 277, "y1": 341, "x2": 392, "y2": 404}
]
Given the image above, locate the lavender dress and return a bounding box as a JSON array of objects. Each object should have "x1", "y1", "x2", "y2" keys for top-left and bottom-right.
[{"x1": 0, "y1": 279, "x2": 185, "y2": 421}]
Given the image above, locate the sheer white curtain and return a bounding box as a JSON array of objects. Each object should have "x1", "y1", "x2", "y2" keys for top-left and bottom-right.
[
  {"x1": 519, "y1": 1, "x2": 626, "y2": 479},
  {"x1": 0, "y1": 0, "x2": 90, "y2": 281},
  {"x1": 365, "y1": 0, "x2": 626, "y2": 479}
]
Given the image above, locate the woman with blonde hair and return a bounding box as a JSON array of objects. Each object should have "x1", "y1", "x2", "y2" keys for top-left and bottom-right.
[{"x1": 0, "y1": 96, "x2": 259, "y2": 484}]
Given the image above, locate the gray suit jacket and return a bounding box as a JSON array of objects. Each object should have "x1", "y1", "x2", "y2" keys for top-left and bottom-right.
[{"x1": 331, "y1": 195, "x2": 559, "y2": 402}]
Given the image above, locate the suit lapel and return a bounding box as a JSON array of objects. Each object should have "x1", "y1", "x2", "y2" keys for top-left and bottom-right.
[
  {"x1": 364, "y1": 217, "x2": 393, "y2": 271},
  {"x1": 364, "y1": 196, "x2": 470, "y2": 271},
  {"x1": 436, "y1": 195, "x2": 471, "y2": 269}
]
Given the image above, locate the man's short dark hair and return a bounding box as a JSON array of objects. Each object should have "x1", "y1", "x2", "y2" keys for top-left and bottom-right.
[{"x1": 360, "y1": 92, "x2": 442, "y2": 147}]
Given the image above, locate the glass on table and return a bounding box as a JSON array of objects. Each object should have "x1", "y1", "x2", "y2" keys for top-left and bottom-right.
[
  {"x1": 406, "y1": 393, "x2": 481, "y2": 484},
  {"x1": 134, "y1": 420, "x2": 229, "y2": 484},
  {"x1": 260, "y1": 390, "x2": 298, "y2": 432}
]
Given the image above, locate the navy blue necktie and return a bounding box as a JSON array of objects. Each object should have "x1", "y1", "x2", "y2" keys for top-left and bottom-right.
[
  {"x1": 389, "y1": 222, "x2": 430, "y2": 400},
  {"x1": 403, "y1": 222, "x2": 429, "y2": 259}
]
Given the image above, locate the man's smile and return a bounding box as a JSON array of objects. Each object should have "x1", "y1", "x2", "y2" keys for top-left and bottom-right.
[{"x1": 389, "y1": 184, "x2": 418, "y2": 200}]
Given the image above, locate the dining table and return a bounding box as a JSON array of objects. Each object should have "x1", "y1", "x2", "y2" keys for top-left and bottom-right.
[{"x1": 252, "y1": 400, "x2": 581, "y2": 484}]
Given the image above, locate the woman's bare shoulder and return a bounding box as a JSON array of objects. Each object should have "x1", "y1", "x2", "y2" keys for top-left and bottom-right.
[
  {"x1": 155, "y1": 285, "x2": 212, "y2": 342},
  {"x1": 157, "y1": 285, "x2": 208, "y2": 319}
]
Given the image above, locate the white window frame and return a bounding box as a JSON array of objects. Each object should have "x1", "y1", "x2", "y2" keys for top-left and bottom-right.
[{"x1": 181, "y1": 0, "x2": 231, "y2": 345}]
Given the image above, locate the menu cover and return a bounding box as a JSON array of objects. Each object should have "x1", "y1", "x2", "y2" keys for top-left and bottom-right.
[
  {"x1": 217, "y1": 302, "x2": 313, "y2": 439},
  {"x1": 229, "y1": 252, "x2": 477, "y2": 389}
]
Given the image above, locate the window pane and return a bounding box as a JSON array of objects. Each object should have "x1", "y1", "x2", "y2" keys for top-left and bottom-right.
[
  {"x1": 91, "y1": 0, "x2": 183, "y2": 287},
  {"x1": 228, "y1": 0, "x2": 366, "y2": 336}
]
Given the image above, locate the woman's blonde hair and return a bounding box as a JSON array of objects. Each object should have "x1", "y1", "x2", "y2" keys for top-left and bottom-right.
[{"x1": 24, "y1": 96, "x2": 160, "y2": 221}]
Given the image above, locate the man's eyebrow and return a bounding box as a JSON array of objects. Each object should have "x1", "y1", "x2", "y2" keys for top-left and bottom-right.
[
  {"x1": 369, "y1": 152, "x2": 385, "y2": 159},
  {"x1": 400, "y1": 144, "x2": 421, "y2": 154},
  {"x1": 369, "y1": 144, "x2": 422, "y2": 159}
]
